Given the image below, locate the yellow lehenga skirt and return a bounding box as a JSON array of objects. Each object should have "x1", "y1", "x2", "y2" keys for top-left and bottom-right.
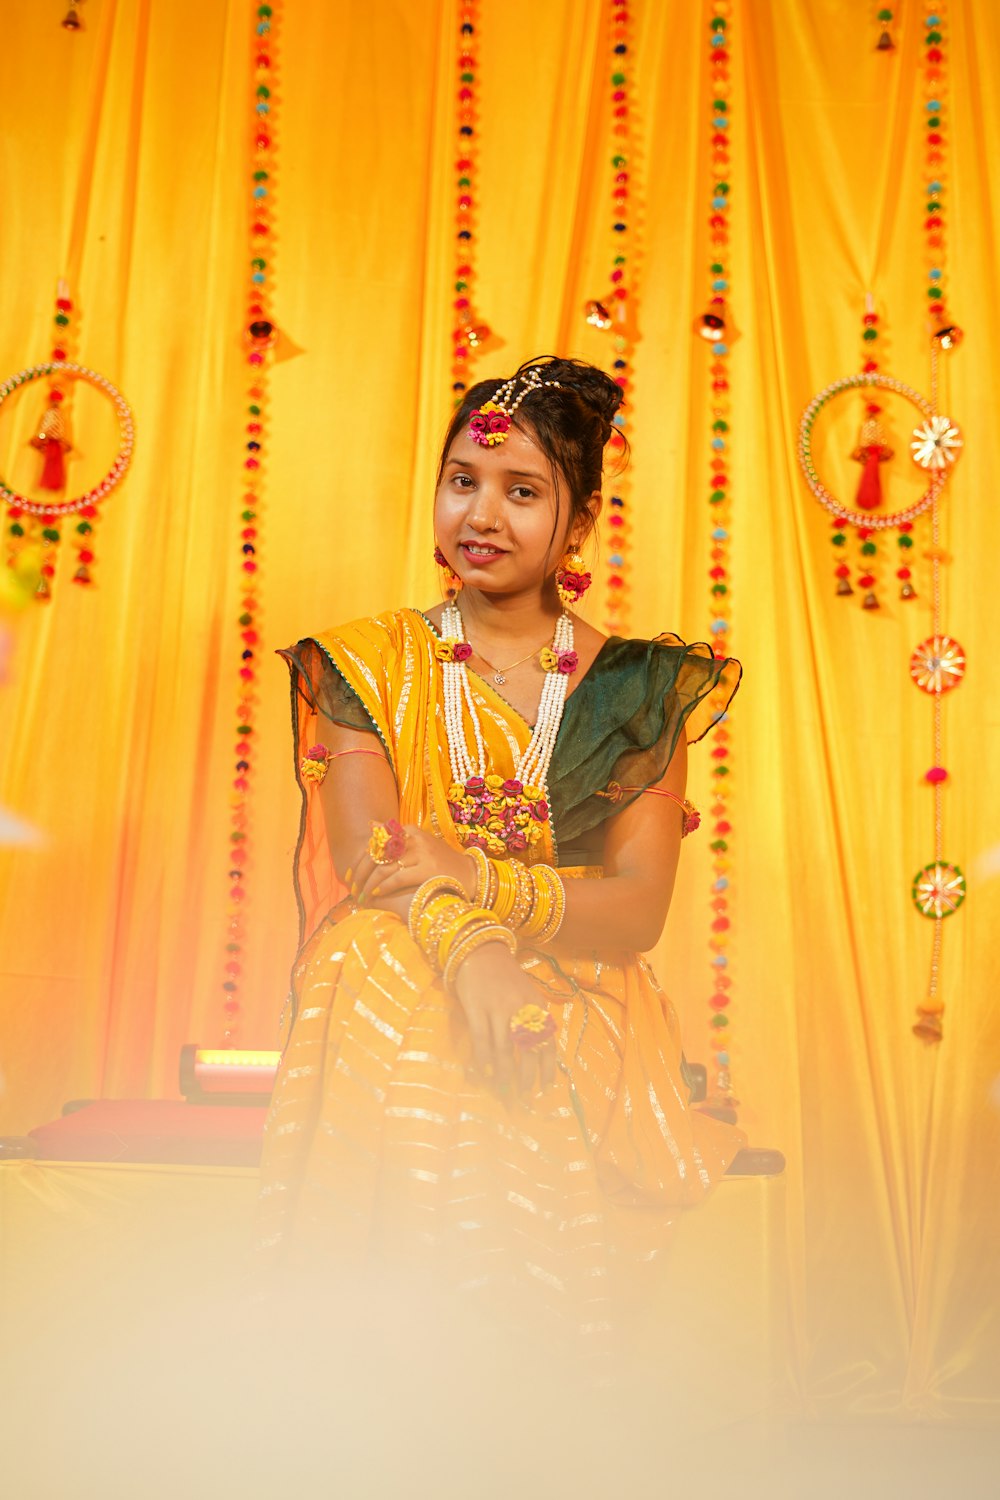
[{"x1": 257, "y1": 610, "x2": 743, "y2": 1341}]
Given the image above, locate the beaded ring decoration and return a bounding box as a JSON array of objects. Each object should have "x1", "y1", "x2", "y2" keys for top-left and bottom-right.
[
  {"x1": 0, "y1": 362, "x2": 135, "y2": 522},
  {"x1": 797, "y1": 371, "x2": 957, "y2": 532},
  {"x1": 467, "y1": 368, "x2": 561, "y2": 448}
]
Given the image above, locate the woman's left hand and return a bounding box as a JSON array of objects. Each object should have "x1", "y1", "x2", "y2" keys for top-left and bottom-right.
[{"x1": 350, "y1": 824, "x2": 475, "y2": 909}]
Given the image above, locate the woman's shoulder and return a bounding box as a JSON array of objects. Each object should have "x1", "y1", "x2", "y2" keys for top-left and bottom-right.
[
  {"x1": 584, "y1": 629, "x2": 741, "y2": 743},
  {"x1": 301, "y1": 607, "x2": 434, "y2": 656},
  {"x1": 596, "y1": 628, "x2": 735, "y2": 674}
]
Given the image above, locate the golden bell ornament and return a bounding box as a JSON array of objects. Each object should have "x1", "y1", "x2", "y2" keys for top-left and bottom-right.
[
  {"x1": 835, "y1": 577, "x2": 854, "y2": 597},
  {"x1": 61, "y1": 4, "x2": 83, "y2": 29},
  {"x1": 73, "y1": 564, "x2": 92, "y2": 586},
  {"x1": 900, "y1": 581, "x2": 917, "y2": 600},
  {"x1": 861, "y1": 591, "x2": 879, "y2": 611},
  {"x1": 912, "y1": 1009, "x2": 943, "y2": 1043},
  {"x1": 875, "y1": 28, "x2": 894, "y2": 51},
  {"x1": 584, "y1": 300, "x2": 612, "y2": 331},
  {"x1": 697, "y1": 302, "x2": 726, "y2": 342},
  {"x1": 932, "y1": 324, "x2": 963, "y2": 352},
  {"x1": 35, "y1": 575, "x2": 51, "y2": 601}
]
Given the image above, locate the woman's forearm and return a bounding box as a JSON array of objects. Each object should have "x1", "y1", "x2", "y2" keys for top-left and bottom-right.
[{"x1": 552, "y1": 868, "x2": 679, "y2": 954}]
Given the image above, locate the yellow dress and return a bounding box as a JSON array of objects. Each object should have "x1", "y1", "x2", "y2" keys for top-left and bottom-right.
[{"x1": 258, "y1": 609, "x2": 743, "y2": 1340}]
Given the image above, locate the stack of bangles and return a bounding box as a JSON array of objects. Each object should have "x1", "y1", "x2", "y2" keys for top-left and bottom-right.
[
  {"x1": 407, "y1": 861, "x2": 564, "y2": 1053},
  {"x1": 408, "y1": 876, "x2": 517, "y2": 994},
  {"x1": 465, "y1": 847, "x2": 566, "y2": 946}
]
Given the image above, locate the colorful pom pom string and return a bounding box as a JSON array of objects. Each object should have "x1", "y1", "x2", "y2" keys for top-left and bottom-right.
[{"x1": 220, "y1": 1, "x2": 283, "y2": 1046}]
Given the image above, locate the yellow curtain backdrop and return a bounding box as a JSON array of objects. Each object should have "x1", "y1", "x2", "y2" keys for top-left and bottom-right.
[{"x1": 0, "y1": 0, "x2": 997, "y2": 1421}]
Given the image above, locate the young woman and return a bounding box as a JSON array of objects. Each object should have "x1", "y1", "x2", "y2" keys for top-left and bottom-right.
[{"x1": 258, "y1": 356, "x2": 743, "y2": 1343}]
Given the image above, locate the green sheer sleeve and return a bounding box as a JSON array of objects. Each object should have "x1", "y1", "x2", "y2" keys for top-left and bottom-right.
[
  {"x1": 548, "y1": 633, "x2": 740, "y2": 858},
  {"x1": 277, "y1": 638, "x2": 379, "y2": 737}
]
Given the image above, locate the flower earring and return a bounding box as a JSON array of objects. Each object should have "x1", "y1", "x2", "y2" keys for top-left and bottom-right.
[
  {"x1": 555, "y1": 549, "x2": 591, "y2": 609},
  {"x1": 434, "y1": 545, "x2": 462, "y2": 600}
]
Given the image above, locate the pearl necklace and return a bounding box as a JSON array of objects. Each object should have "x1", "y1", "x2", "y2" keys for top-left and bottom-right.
[{"x1": 441, "y1": 602, "x2": 574, "y2": 797}]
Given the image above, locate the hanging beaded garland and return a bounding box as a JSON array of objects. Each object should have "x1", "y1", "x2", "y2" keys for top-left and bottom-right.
[
  {"x1": 449, "y1": 2, "x2": 496, "y2": 408},
  {"x1": 440, "y1": 602, "x2": 575, "y2": 859},
  {"x1": 582, "y1": 0, "x2": 633, "y2": 636},
  {"x1": 692, "y1": 0, "x2": 738, "y2": 1118},
  {"x1": 796, "y1": 6, "x2": 965, "y2": 1042},
  {"x1": 219, "y1": 0, "x2": 282, "y2": 1046}
]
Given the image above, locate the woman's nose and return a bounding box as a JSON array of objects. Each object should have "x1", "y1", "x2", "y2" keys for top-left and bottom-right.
[{"x1": 466, "y1": 489, "x2": 501, "y2": 531}]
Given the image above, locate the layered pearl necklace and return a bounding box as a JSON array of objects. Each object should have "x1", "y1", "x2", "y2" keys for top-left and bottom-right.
[{"x1": 439, "y1": 602, "x2": 575, "y2": 857}]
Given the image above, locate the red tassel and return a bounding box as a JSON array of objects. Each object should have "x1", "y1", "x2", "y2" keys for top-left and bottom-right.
[
  {"x1": 851, "y1": 416, "x2": 892, "y2": 512},
  {"x1": 855, "y1": 446, "x2": 884, "y2": 510},
  {"x1": 31, "y1": 402, "x2": 71, "y2": 491},
  {"x1": 37, "y1": 439, "x2": 68, "y2": 492}
]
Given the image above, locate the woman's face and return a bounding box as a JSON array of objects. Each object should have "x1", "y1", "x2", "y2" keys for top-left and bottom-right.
[{"x1": 434, "y1": 423, "x2": 580, "y2": 597}]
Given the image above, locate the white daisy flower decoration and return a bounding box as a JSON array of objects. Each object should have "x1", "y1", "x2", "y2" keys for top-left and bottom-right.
[{"x1": 911, "y1": 414, "x2": 962, "y2": 470}]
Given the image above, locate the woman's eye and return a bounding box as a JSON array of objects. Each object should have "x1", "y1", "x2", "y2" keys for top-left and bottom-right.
[
  {"x1": 453, "y1": 474, "x2": 475, "y2": 489},
  {"x1": 511, "y1": 486, "x2": 535, "y2": 500}
]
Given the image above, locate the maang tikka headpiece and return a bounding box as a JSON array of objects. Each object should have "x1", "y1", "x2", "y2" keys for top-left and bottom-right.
[{"x1": 467, "y1": 367, "x2": 561, "y2": 448}]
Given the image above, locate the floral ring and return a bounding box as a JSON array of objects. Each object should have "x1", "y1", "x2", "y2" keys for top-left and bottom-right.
[
  {"x1": 509, "y1": 1003, "x2": 558, "y2": 1051},
  {"x1": 367, "y1": 819, "x2": 406, "y2": 865}
]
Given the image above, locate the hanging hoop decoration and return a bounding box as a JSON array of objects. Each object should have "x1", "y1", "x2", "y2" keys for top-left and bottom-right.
[
  {"x1": 911, "y1": 860, "x2": 966, "y2": 919},
  {"x1": 909, "y1": 634, "x2": 966, "y2": 695},
  {"x1": 797, "y1": 371, "x2": 958, "y2": 531},
  {"x1": 0, "y1": 361, "x2": 135, "y2": 517}
]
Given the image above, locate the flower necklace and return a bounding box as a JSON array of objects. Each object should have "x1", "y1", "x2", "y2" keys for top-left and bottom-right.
[{"x1": 438, "y1": 602, "x2": 578, "y2": 857}]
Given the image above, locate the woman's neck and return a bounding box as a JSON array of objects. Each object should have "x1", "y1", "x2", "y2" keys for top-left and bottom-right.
[{"x1": 451, "y1": 585, "x2": 564, "y2": 647}]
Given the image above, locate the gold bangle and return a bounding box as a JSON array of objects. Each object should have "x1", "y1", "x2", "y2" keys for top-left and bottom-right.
[
  {"x1": 491, "y1": 859, "x2": 518, "y2": 923},
  {"x1": 521, "y1": 864, "x2": 565, "y2": 944},
  {"x1": 467, "y1": 846, "x2": 491, "y2": 906},
  {"x1": 508, "y1": 860, "x2": 534, "y2": 930},
  {"x1": 436, "y1": 905, "x2": 497, "y2": 970},
  {"x1": 520, "y1": 864, "x2": 552, "y2": 939},
  {"x1": 442, "y1": 923, "x2": 517, "y2": 993},
  {"x1": 535, "y1": 868, "x2": 566, "y2": 946},
  {"x1": 416, "y1": 895, "x2": 465, "y2": 964},
  {"x1": 408, "y1": 875, "x2": 466, "y2": 941}
]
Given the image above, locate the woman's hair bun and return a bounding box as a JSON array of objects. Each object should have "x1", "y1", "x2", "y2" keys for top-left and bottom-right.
[{"x1": 514, "y1": 356, "x2": 624, "y2": 432}]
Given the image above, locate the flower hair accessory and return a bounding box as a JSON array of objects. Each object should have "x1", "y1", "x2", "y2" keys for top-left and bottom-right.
[
  {"x1": 467, "y1": 367, "x2": 562, "y2": 448},
  {"x1": 468, "y1": 401, "x2": 510, "y2": 447}
]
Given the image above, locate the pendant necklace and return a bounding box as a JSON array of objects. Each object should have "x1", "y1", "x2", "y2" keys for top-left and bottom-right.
[{"x1": 468, "y1": 637, "x2": 548, "y2": 685}]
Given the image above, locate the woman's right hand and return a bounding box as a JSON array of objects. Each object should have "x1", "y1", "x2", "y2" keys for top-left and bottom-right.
[{"x1": 453, "y1": 942, "x2": 557, "y2": 1099}]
